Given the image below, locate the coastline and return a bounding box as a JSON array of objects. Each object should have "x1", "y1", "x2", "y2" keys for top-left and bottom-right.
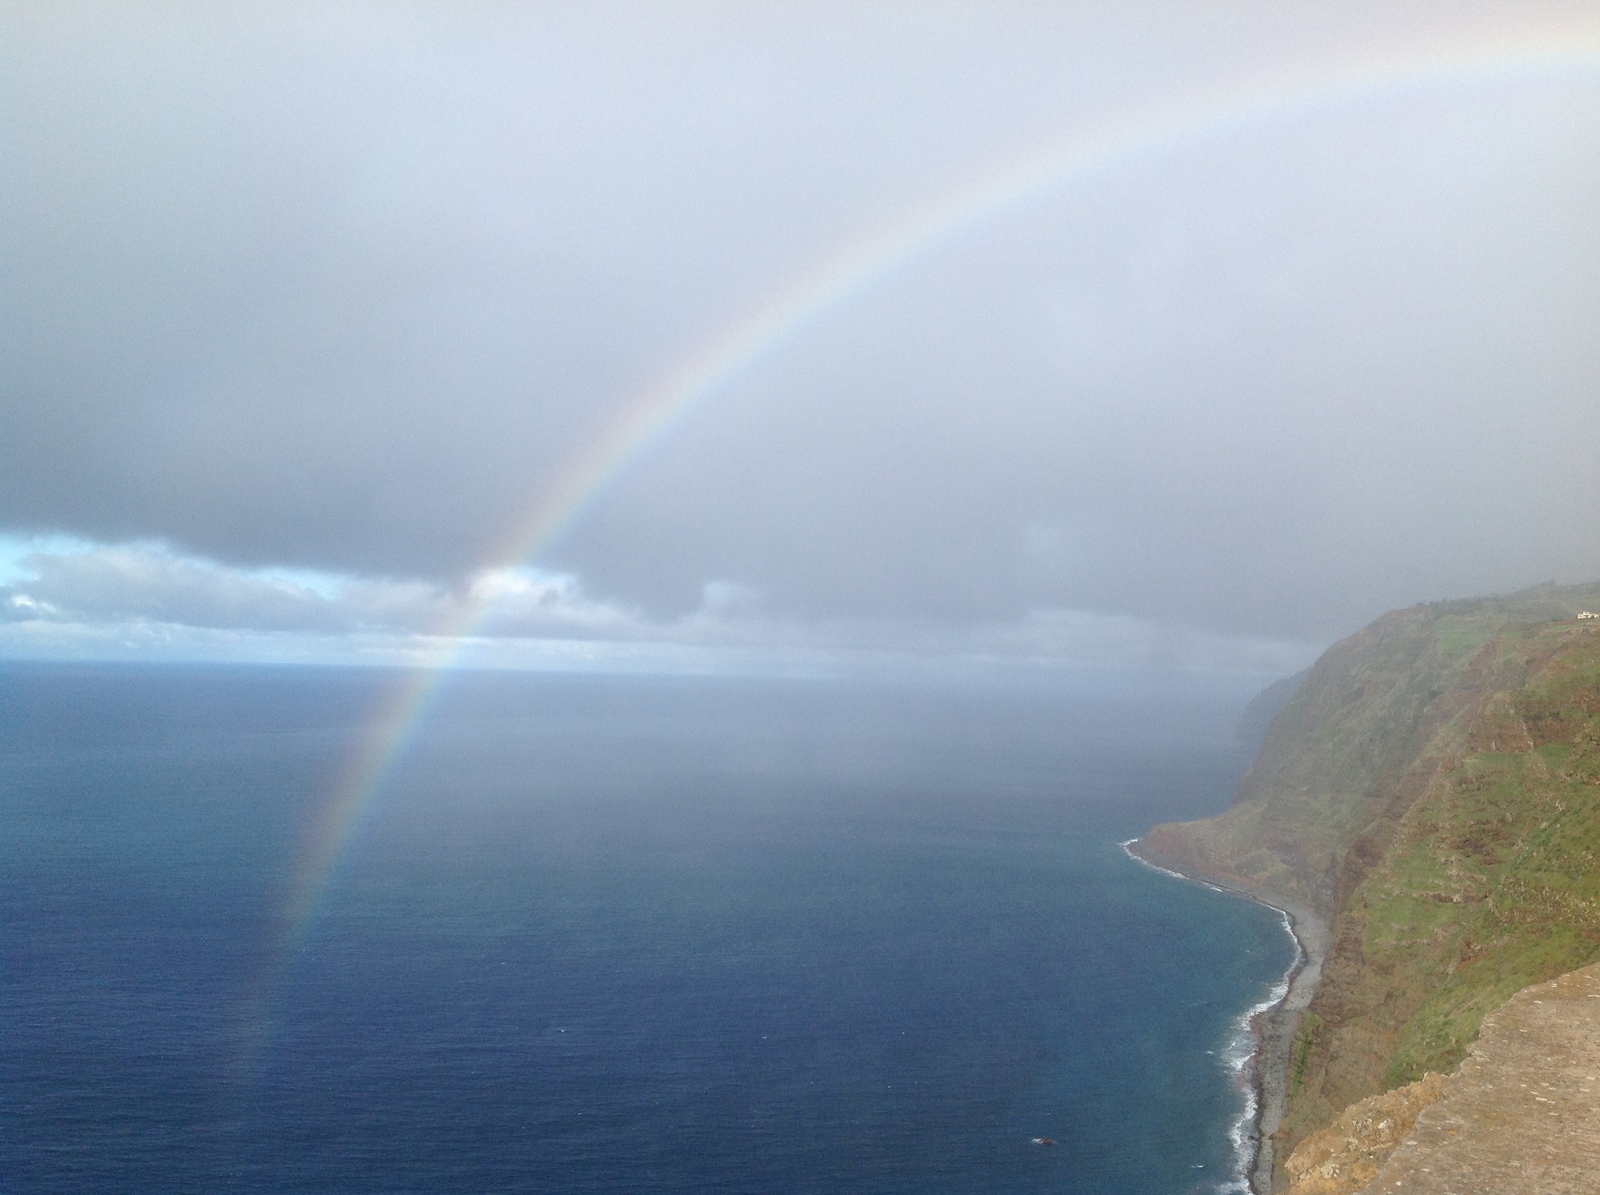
[{"x1": 1121, "y1": 838, "x2": 1330, "y2": 1195}]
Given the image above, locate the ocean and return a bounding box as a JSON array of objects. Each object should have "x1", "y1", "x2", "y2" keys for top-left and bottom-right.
[{"x1": 0, "y1": 662, "x2": 1295, "y2": 1193}]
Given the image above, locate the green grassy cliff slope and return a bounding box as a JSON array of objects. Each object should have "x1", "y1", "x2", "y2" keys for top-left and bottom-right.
[{"x1": 1138, "y1": 582, "x2": 1600, "y2": 1187}]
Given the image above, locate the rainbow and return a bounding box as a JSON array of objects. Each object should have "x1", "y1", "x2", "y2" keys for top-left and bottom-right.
[{"x1": 274, "y1": 30, "x2": 1600, "y2": 968}]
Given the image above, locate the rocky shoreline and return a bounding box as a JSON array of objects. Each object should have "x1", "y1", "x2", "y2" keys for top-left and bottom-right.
[{"x1": 1123, "y1": 839, "x2": 1330, "y2": 1195}]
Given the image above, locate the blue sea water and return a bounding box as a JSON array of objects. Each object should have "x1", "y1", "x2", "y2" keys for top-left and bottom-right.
[{"x1": 0, "y1": 663, "x2": 1295, "y2": 1194}]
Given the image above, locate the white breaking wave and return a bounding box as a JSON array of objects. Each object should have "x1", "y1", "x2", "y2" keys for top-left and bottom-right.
[{"x1": 1120, "y1": 839, "x2": 1303, "y2": 1195}]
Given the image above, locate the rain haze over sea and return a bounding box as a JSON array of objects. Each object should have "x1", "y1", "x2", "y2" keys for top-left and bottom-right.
[{"x1": 1, "y1": 662, "x2": 1295, "y2": 1193}]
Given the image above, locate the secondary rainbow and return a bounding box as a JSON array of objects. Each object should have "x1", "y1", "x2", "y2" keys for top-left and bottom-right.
[{"x1": 277, "y1": 29, "x2": 1600, "y2": 957}]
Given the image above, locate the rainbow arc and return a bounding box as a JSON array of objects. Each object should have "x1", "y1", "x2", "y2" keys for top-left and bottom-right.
[{"x1": 270, "y1": 31, "x2": 1600, "y2": 988}]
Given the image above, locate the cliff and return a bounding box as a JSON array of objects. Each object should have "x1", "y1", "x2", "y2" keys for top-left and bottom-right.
[
  {"x1": 1289, "y1": 961, "x2": 1600, "y2": 1195},
  {"x1": 1281, "y1": 1071, "x2": 1449, "y2": 1194},
  {"x1": 1136, "y1": 581, "x2": 1600, "y2": 1189}
]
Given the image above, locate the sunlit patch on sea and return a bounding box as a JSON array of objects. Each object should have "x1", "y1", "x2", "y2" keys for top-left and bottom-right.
[{"x1": 0, "y1": 663, "x2": 1294, "y2": 1193}]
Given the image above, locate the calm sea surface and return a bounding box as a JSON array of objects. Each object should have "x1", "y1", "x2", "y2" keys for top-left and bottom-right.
[{"x1": 0, "y1": 663, "x2": 1294, "y2": 1193}]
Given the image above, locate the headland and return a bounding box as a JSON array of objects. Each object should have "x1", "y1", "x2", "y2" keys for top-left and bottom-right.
[{"x1": 1134, "y1": 580, "x2": 1600, "y2": 1191}]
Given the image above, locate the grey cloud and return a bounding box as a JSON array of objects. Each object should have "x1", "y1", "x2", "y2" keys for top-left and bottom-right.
[
  {"x1": 3, "y1": 3, "x2": 1599, "y2": 661},
  {"x1": 2, "y1": 545, "x2": 360, "y2": 632},
  {"x1": 0, "y1": 539, "x2": 1319, "y2": 676},
  {"x1": 566, "y1": 77, "x2": 1600, "y2": 637},
  {"x1": 0, "y1": 542, "x2": 636, "y2": 637}
]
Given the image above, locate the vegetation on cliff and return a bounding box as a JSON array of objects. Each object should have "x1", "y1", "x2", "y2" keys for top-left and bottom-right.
[{"x1": 1140, "y1": 581, "x2": 1600, "y2": 1185}]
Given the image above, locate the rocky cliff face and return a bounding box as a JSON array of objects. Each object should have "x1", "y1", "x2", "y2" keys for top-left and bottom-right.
[
  {"x1": 1139, "y1": 581, "x2": 1600, "y2": 1189},
  {"x1": 1350, "y1": 959, "x2": 1600, "y2": 1195},
  {"x1": 1282, "y1": 1072, "x2": 1448, "y2": 1195},
  {"x1": 1296, "y1": 961, "x2": 1600, "y2": 1195}
]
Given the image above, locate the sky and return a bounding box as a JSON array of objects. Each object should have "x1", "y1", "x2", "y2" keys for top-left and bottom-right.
[{"x1": 3, "y1": 1, "x2": 1599, "y2": 676}]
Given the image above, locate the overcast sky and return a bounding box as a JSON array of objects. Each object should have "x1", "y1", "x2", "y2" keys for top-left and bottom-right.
[{"x1": 3, "y1": 2, "x2": 1599, "y2": 674}]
